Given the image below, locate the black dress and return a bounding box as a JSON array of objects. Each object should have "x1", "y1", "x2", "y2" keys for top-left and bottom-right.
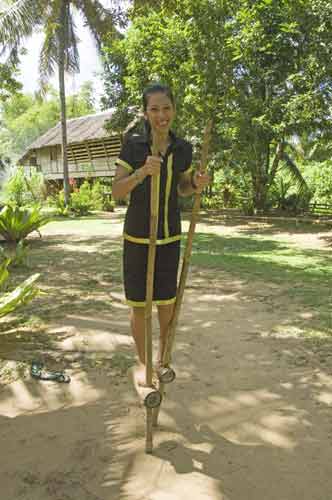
[{"x1": 116, "y1": 131, "x2": 192, "y2": 307}]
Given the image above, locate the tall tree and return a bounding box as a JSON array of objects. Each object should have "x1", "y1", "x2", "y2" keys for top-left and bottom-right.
[
  {"x1": 102, "y1": 0, "x2": 332, "y2": 210},
  {"x1": 0, "y1": 0, "x2": 120, "y2": 204},
  {"x1": 0, "y1": 61, "x2": 22, "y2": 102}
]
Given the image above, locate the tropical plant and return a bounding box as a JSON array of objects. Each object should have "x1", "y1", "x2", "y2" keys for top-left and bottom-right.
[
  {"x1": 0, "y1": 0, "x2": 121, "y2": 204},
  {"x1": 0, "y1": 84, "x2": 97, "y2": 161},
  {"x1": 303, "y1": 161, "x2": 332, "y2": 205},
  {"x1": 0, "y1": 259, "x2": 39, "y2": 318},
  {"x1": 1, "y1": 166, "x2": 46, "y2": 207},
  {"x1": 47, "y1": 189, "x2": 68, "y2": 216},
  {"x1": 0, "y1": 204, "x2": 52, "y2": 242},
  {"x1": 70, "y1": 181, "x2": 93, "y2": 215},
  {"x1": 0, "y1": 60, "x2": 22, "y2": 101}
]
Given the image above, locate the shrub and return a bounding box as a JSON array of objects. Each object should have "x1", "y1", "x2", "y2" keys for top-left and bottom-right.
[
  {"x1": 303, "y1": 161, "x2": 332, "y2": 204},
  {"x1": 1, "y1": 166, "x2": 46, "y2": 207},
  {"x1": 70, "y1": 181, "x2": 94, "y2": 215},
  {"x1": 0, "y1": 204, "x2": 53, "y2": 242}
]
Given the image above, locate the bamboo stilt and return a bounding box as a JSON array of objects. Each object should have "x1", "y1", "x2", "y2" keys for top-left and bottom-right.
[
  {"x1": 144, "y1": 134, "x2": 163, "y2": 453},
  {"x1": 153, "y1": 120, "x2": 213, "y2": 428},
  {"x1": 129, "y1": 368, "x2": 162, "y2": 408}
]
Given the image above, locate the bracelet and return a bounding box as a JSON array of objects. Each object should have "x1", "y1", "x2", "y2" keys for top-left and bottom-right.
[
  {"x1": 133, "y1": 169, "x2": 143, "y2": 184},
  {"x1": 191, "y1": 171, "x2": 198, "y2": 190}
]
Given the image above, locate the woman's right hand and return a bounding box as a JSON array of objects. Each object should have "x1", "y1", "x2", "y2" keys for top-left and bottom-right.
[{"x1": 142, "y1": 156, "x2": 161, "y2": 177}]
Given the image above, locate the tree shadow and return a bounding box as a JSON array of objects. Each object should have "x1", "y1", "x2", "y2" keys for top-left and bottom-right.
[{"x1": 182, "y1": 211, "x2": 332, "y2": 236}]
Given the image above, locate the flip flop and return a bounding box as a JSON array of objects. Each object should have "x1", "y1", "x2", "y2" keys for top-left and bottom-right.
[{"x1": 31, "y1": 361, "x2": 71, "y2": 383}]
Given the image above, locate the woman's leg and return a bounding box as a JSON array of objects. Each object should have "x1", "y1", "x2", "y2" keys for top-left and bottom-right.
[{"x1": 157, "y1": 303, "x2": 175, "y2": 366}]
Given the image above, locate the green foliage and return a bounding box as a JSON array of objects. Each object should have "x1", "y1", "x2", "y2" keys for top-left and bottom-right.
[
  {"x1": 0, "y1": 205, "x2": 52, "y2": 242},
  {"x1": 47, "y1": 190, "x2": 68, "y2": 217},
  {"x1": 0, "y1": 268, "x2": 40, "y2": 319},
  {"x1": 102, "y1": 0, "x2": 332, "y2": 211},
  {"x1": 303, "y1": 161, "x2": 332, "y2": 204},
  {"x1": 70, "y1": 181, "x2": 94, "y2": 216},
  {"x1": 0, "y1": 61, "x2": 22, "y2": 102},
  {"x1": 48, "y1": 180, "x2": 115, "y2": 216},
  {"x1": 1, "y1": 166, "x2": 46, "y2": 207},
  {"x1": 0, "y1": 255, "x2": 39, "y2": 318},
  {"x1": 91, "y1": 180, "x2": 115, "y2": 212},
  {"x1": 0, "y1": 85, "x2": 97, "y2": 162}
]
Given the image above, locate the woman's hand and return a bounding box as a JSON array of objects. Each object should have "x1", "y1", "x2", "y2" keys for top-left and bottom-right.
[
  {"x1": 192, "y1": 170, "x2": 211, "y2": 192},
  {"x1": 142, "y1": 156, "x2": 162, "y2": 177}
]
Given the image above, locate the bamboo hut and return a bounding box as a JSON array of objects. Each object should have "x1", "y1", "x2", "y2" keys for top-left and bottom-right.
[{"x1": 18, "y1": 110, "x2": 121, "y2": 182}]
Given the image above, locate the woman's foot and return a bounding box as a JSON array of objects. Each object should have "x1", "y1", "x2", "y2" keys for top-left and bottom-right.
[{"x1": 133, "y1": 364, "x2": 159, "y2": 387}]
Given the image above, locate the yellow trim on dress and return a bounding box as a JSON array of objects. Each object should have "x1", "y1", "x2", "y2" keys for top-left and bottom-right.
[
  {"x1": 116, "y1": 158, "x2": 133, "y2": 172},
  {"x1": 164, "y1": 153, "x2": 173, "y2": 239},
  {"x1": 124, "y1": 232, "x2": 181, "y2": 245},
  {"x1": 183, "y1": 164, "x2": 193, "y2": 174},
  {"x1": 126, "y1": 297, "x2": 176, "y2": 307}
]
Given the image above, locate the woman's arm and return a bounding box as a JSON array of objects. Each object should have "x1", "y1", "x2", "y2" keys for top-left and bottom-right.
[
  {"x1": 112, "y1": 156, "x2": 161, "y2": 201},
  {"x1": 112, "y1": 165, "x2": 145, "y2": 201}
]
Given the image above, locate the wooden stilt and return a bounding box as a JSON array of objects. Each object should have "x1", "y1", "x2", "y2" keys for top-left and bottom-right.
[
  {"x1": 129, "y1": 368, "x2": 162, "y2": 408},
  {"x1": 144, "y1": 134, "x2": 163, "y2": 453},
  {"x1": 153, "y1": 120, "x2": 213, "y2": 428}
]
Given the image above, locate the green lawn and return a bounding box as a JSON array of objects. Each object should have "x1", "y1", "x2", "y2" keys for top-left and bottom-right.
[{"x1": 3, "y1": 213, "x2": 332, "y2": 339}]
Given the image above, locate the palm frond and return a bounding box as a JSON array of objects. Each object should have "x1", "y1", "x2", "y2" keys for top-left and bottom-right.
[
  {"x1": 281, "y1": 152, "x2": 309, "y2": 194},
  {"x1": 39, "y1": 21, "x2": 58, "y2": 88},
  {"x1": 65, "y1": 7, "x2": 80, "y2": 73},
  {"x1": 72, "y1": 0, "x2": 119, "y2": 51},
  {"x1": 0, "y1": 0, "x2": 44, "y2": 58}
]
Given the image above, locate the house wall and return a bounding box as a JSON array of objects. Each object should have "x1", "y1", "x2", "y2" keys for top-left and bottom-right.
[{"x1": 34, "y1": 136, "x2": 121, "y2": 180}]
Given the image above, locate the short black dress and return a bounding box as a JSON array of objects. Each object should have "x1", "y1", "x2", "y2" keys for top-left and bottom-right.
[{"x1": 116, "y1": 131, "x2": 193, "y2": 307}]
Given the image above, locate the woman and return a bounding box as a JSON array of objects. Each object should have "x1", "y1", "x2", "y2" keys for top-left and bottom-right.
[{"x1": 112, "y1": 83, "x2": 210, "y2": 385}]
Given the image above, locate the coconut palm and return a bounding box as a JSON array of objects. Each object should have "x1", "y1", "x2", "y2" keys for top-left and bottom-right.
[{"x1": 0, "y1": 0, "x2": 120, "y2": 204}]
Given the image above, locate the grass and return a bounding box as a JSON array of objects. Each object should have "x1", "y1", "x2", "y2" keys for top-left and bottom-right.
[
  {"x1": 2, "y1": 212, "x2": 331, "y2": 340},
  {"x1": 188, "y1": 229, "x2": 331, "y2": 335}
]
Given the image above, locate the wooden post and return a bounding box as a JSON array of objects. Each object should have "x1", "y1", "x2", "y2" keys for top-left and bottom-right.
[
  {"x1": 153, "y1": 120, "x2": 213, "y2": 427},
  {"x1": 144, "y1": 133, "x2": 162, "y2": 453}
]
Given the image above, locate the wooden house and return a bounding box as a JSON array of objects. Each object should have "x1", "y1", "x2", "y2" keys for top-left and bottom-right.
[{"x1": 18, "y1": 110, "x2": 121, "y2": 181}]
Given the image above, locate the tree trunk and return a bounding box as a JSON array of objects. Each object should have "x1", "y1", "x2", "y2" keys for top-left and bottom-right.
[{"x1": 58, "y1": 0, "x2": 70, "y2": 206}]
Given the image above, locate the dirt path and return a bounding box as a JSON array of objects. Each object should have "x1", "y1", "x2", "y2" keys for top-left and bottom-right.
[{"x1": 1, "y1": 215, "x2": 331, "y2": 500}]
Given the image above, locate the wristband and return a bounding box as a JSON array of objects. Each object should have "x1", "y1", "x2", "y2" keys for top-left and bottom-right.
[{"x1": 133, "y1": 169, "x2": 143, "y2": 184}]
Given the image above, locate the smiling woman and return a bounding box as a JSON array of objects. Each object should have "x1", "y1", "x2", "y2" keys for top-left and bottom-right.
[{"x1": 112, "y1": 82, "x2": 211, "y2": 388}]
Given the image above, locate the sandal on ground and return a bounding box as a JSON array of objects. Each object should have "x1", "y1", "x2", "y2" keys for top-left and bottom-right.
[{"x1": 30, "y1": 361, "x2": 71, "y2": 383}]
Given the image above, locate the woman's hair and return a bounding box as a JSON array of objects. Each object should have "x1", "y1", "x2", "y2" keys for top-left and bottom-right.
[
  {"x1": 142, "y1": 82, "x2": 175, "y2": 111},
  {"x1": 142, "y1": 83, "x2": 175, "y2": 137},
  {"x1": 123, "y1": 83, "x2": 175, "y2": 141}
]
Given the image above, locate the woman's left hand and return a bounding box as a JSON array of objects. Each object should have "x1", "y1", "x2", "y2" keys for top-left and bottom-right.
[{"x1": 193, "y1": 171, "x2": 211, "y2": 192}]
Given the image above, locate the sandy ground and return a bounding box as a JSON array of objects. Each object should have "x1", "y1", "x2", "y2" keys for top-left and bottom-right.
[{"x1": 0, "y1": 215, "x2": 332, "y2": 500}]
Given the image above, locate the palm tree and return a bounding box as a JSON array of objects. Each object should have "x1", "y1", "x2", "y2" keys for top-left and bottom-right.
[{"x1": 0, "y1": 0, "x2": 120, "y2": 204}]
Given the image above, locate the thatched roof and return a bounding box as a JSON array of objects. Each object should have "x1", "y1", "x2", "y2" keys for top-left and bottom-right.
[{"x1": 23, "y1": 109, "x2": 115, "y2": 152}]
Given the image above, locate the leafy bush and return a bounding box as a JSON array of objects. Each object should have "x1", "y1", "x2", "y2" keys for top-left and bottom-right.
[
  {"x1": 0, "y1": 204, "x2": 52, "y2": 242},
  {"x1": 70, "y1": 181, "x2": 94, "y2": 215},
  {"x1": 1, "y1": 166, "x2": 46, "y2": 207},
  {"x1": 303, "y1": 161, "x2": 332, "y2": 204},
  {"x1": 91, "y1": 180, "x2": 115, "y2": 212}
]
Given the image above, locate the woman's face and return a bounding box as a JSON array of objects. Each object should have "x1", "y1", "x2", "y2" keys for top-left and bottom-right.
[{"x1": 144, "y1": 92, "x2": 175, "y2": 134}]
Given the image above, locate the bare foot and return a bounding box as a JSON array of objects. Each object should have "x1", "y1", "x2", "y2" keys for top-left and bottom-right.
[
  {"x1": 133, "y1": 364, "x2": 158, "y2": 387},
  {"x1": 133, "y1": 364, "x2": 149, "y2": 387}
]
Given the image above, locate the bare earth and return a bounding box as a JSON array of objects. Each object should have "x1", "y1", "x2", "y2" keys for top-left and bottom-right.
[{"x1": 0, "y1": 213, "x2": 331, "y2": 500}]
